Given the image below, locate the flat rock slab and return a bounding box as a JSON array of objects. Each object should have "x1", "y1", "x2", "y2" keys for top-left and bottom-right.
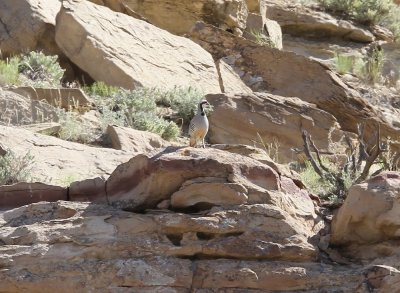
[
  {"x1": 0, "y1": 125, "x2": 134, "y2": 184},
  {"x1": 55, "y1": 0, "x2": 221, "y2": 93},
  {"x1": 0, "y1": 89, "x2": 58, "y2": 126},
  {"x1": 0, "y1": 182, "x2": 67, "y2": 209},
  {"x1": 9, "y1": 87, "x2": 92, "y2": 111},
  {"x1": 106, "y1": 125, "x2": 171, "y2": 152},
  {"x1": 21, "y1": 122, "x2": 61, "y2": 135}
]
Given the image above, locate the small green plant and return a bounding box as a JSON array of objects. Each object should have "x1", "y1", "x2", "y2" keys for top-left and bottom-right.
[
  {"x1": 133, "y1": 112, "x2": 180, "y2": 140},
  {"x1": 83, "y1": 81, "x2": 119, "y2": 97},
  {"x1": 91, "y1": 87, "x2": 183, "y2": 140},
  {"x1": 335, "y1": 47, "x2": 385, "y2": 84},
  {"x1": 250, "y1": 29, "x2": 276, "y2": 48},
  {"x1": 0, "y1": 57, "x2": 20, "y2": 86},
  {"x1": 357, "y1": 46, "x2": 385, "y2": 84},
  {"x1": 334, "y1": 53, "x2": 356, "y2": 75},
  {"x1": 58, "y1": 174, "x2": 79, "y2": 186},
  {"x1": 19, "y1": 51, "x2": 65, "y2": 87},
  {"x1": 0, "y1": 150, "x2": 35, "y2": 185},
  {"x1": 57, "y1": 109, "x2": 97, "y2": 144},
  {"x1": 255, "y1": 133, "x2": 280, "y2": 162}
]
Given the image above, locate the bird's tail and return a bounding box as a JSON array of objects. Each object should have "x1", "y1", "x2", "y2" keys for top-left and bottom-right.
[{"x1": 189, "y1": 137, "x2": 196, "y2": 147}]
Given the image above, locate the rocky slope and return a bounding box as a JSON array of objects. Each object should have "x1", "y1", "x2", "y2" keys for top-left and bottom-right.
[{"x1": 1, "y1": 0, "x2": 400, "y2": 292}]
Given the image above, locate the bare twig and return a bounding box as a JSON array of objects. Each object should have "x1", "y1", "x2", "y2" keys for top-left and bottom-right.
[
  {"x1": 356, "y1": 123, "x2": 382, "y2": 183},
  {"x1": 301, "y1": 130, "x2": 324, "y2": 178}
]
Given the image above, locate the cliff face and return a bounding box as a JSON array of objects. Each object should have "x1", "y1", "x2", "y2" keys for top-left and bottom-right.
[{"x1": 0, "y1": 0, "x2": 400, "y2": 292}]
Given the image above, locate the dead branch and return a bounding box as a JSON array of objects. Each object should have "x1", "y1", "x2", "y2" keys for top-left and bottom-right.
[
  {"x1": 356, "y1": 123, "x2": 383, "y2": 183},
  {"x1": 301, "y1": 130, "x2": 324, "y2": 178}
]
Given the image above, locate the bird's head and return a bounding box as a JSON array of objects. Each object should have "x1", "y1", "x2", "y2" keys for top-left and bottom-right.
[
  {"x1": 199, "y1": 100, "x2": 210, "y2": 107},
  {"x1": 198, "y1": 100, "x2": 210, "y2": 114}
]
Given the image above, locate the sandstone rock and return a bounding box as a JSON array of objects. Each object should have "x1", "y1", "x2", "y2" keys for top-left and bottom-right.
[
  {"x1": 0, "y1": 199, "x2": 324, "y2": 292},
  {"x1": 69, "y1": 177, "x2": 107, "y2": 203},
  {"x1": 246, "y1": 0, "x2": 261, "y2": 13},
  {"x1": 207, "y1": 92, "x2": 348, "y2": 163},
  {"x1": 88, "y1": 0, "x2": 147, "y2": 20},
  {"x1": 245, "y1": 13, "x2": 283, "y2": 49},
  {"x1": 193, "y1": 259, "x2": 363, "y2": 291},
  {"x1": 0, "y1": 125, "x2": 134, "y2": 184},
  {"x1": 9, "y1": 87, "x2": 92, "y2": 111},
  {"x1": 106, "y1": 125, "x2": 171, "y2": 152},
  {"x1": 265, "y1": 2, "x2": 375, "y2": 43},
  {"x1": 170, "y1": 178, "x2": 248, "y2": 208},
  {"x1": 55, "y1": 0, "x2": 221, "y2": 93},
  {"x1": 364, "y1": 265, "x2": 400, "y2": 292},
  {"x1": 0, "y1": 0, "x2": 61, "y2": 56},
  {"x1": 331, "y1": 172, "x2": 400, "y2": 246},
  {"x1": 264, "y1": 19, "x2": 283, "y2": 49},
  {"x1": 0, "y1": 188, "x2": 371, "y2": 292},
  {"x1": 105, "y1": 146, "x2": 319, "y2": 235},
  {"x1": 0, "y1": 89, "x2": 58, "y2": 126},
  {"x1": 190, "y1": 22, "x2": 400, "y2": 146},
  {"x1": 216, "y1": 59, "x2": 253, "y2": 94},
  {"x1": 91, "y1": 0, "x2": 248, "y2": 36},
  {"x1": 106, "y1": 147, "x2": 281, "y2": 210},
  {"x1": 21, "y1": 122, "x2": 61, "y2": 135},
  {"x1": 0, "y1": 182, "x2": 67, "y2": 209}
]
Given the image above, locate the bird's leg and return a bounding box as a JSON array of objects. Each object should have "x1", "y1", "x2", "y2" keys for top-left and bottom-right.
[{"x1": 202, "y1": 138, "x2": 206, "y2": 148}]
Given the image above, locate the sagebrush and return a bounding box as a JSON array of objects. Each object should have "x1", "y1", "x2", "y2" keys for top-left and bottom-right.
[
  {"x1": 0, "y1": 57, "x2": 20, "y2": 86},
  {"x1": 19, "y1": 51, "x2": 65, "y2": 87},
  {"x1": 0, "y1": 150, "x2": 35, "y2": 185},
  {"x1": 318, "y1": 0, "x2": 400, "y2": 40},
  {"x1": 90, "y1": 86, "x2": 203, "y2": 140}
]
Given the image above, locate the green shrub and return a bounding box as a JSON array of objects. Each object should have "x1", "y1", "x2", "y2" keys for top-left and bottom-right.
[
  {"x1": 318, "y1": 0, "x2": 392, "y2": 25},
  {"x1": 317, "y1": 0, "x2": 400, "y2": 40},
  {"x1": 354, "y1": 46, "x2": 385, "y2": 84},
  {"x1": 335, "y1": 47, "x2": 385, "y2": 84},
  {"x1": 334, "y1": 53, "x2": 356, "y2": 75},
  {"x1": 91, "y1": 87, "x2": 182, "y2": 140},
  {"x1": 0, "y1": 150, "x2": 35, "y2": 185},
  {"x1": 249, "y1": 29, "x2": 277, "y2": 48},
  {"x1": 83, "y1": 81, "x2": 119, "y2": 97},
  {"x1": 133, "y1": 112, "x2": 180, "y2": 140},
  {"x1": 88, "y1": 85, "x2": 207, "y2": 141},
  {"x1": 297, "y1": 159, "x2": 355, "y2": 201},
  {"x1": 157, "y1": 86, "x2": 206, "y2": 123},
  {"x1": 19, "y1": 51, "x2": 64, "y2": 87},
  {"x1": 57, "y1": 109, "x2": 97, "y2": 144},
  {"x1": 0, "y1": 57, "x2": 20, "y2": 86}
]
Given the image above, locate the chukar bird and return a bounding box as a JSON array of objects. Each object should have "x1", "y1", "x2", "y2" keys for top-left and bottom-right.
[{"x1": 189, "y1": 100, "x2": 210, "y2": 148}]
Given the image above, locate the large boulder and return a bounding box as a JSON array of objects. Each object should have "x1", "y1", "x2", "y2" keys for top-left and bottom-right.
[
  {"x1": 89, "y1": 0, "x2": 249, "y2": 36},
  {"x1": 190, "y1": 22, "x2": 400, "y2": 146},
  {"x1": 331, "y1": 172, "x2": 400, "y2": 246},
  {"x1": 0, "y1": 0, "x2": 62, "y2": 56},
  {"x1": 207, "y1": 92, "x2": 349, "y2": 163},
  {"x1": 55, "y1": 0, "x2": 221, "y2": 93}
]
